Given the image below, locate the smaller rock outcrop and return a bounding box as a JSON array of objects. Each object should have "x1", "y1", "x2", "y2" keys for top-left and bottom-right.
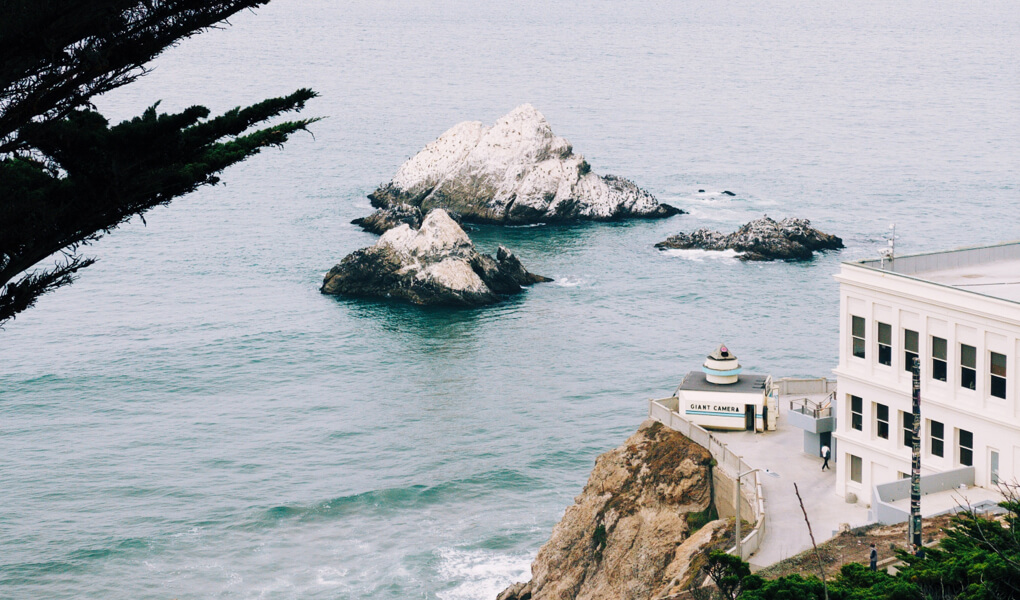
[
  {"x1": 655, "y1": 216, "x2": 844, "y2": 261},
  {"x1": 498, "y1": 420, "x2": 733, "y2": 600},
  {"x1": 322, "y1": 209, "x2": 550, "y2": 306}
]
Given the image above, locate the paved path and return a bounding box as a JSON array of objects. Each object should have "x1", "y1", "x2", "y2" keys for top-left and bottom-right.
[{"x1": 712, "y1": 407, "x2": 869, "y2": 569}]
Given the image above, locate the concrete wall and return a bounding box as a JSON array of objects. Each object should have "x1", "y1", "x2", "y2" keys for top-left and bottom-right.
[
  {"x1": 649, "y1": 398, "x2": 766, "y2": 560},
  {"x1": 871, "y1": 466, "x2": 975, "y2": 524},
  {"x1": 776, "y1": 377, "x2": 837, "y2": 396}
]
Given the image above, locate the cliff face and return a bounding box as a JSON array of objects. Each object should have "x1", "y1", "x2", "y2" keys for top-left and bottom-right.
[
  {"x1": 499, "y1": 420, "x2": 731, "y2": 600},
  {"x1": 367, "y1": 105, "x2": 681, "y2": 224}
]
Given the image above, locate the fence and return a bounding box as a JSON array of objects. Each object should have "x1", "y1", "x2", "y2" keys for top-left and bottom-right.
[{"x1": 649, "y1": 398, "x2": 766, "y2": 561}]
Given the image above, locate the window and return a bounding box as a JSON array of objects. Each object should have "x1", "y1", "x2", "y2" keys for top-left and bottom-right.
[
  {"x1": 932, "y1": 336, "x2": 948, "y2": 382},
  {"x1": 876, "y1": 403, "x2": 889, "y2": 439},
  {"x1": 904, "y1": 329, "x2": 919, "y2": 372},
  {"x1": 991, "y1": 450, "x2": 1000, "y2": 485},
  {"x1": 958, "y1": 429, "x2": 973, "y2": 466},
  {"x1": 878, "y1": 322, "x2": 892, "y2": 366},
  {"x1": 849, "y1": 454, "x2": 863, "y2": 483},
  {"x1": 852, "y1": 316, "x2": 866, "y2": 358},
  {"x1": 960, "y1": 344, "x2": 977, "y2": 390},
  {"x1": 930, "y1": 420, "x2": 945, "y2": 457},
  {"x1": 850, "y1": 395, "x2": 863, "y2": 431},
  {"x1": 901, "y1": 410, "x2": 914, "y2": 447},
  {"x1": 991, "y1": 352, "x2": 1007, "y2": 399}
]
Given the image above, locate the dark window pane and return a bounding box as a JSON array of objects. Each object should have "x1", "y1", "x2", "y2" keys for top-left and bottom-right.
[
  {"x1": 991, "y1": 352, "x2": 1007, "y2": 377},
  {"x1": 878, "y1": 422, "x2": 889, "y2": 439},
  {"x1": 961, "y1": 344, "x2": 976, "y2": 368},
  {"x1": 933, "y1": 359, "x2": 947, "y2": 382},
  {"x1": 961, "y1": 448, "x2": 973, "y2": 467},
  {"x1": 902, "y1": 426, "x2": 913, "y2": 447},
  {"x1": 852, "y1": 413, "x2": 863, "y2": 431},
  {"x1": 961, "y1": 367, "x2": 976, "y2": 390},
  {"x1": 933, "y1": 337, "x2": 947, "y2": 360},
  {"x1": 878, "y1": 323, "x2": 892, "y2": 345},
  {"x1": 959, "y1": 429, "x2": 973, "y2": 448},
  {"x1": 877, "y1": 404, "x2": 888, "y2": 420},
  {"x1": 905, "y1": 350, "x2": 919, "y2": 372},
  {"x1": 992, "y1": 375, "x2": 1006, "y2": 399},
  {"x1": 932, "y1": 439, "x2": 944, "y2": 457},
  {"x1": 853, "y1": 338, "x2": 866, "y2": 359},
  {"x1": 879, "y1": 345, "x2": 892, "y2": 366},
  {"x1": 851, "y1": 396, "x2": 862, "y2": 412},
  {"x1": 931, "y1": 420, "x2": 944, "y2": 439},
  {"x1": 852, "y1": 316, "x2": 865, "y2": 338},
  {"x1": 905, "y1": 329, "x2": 918, "y2": 352}
]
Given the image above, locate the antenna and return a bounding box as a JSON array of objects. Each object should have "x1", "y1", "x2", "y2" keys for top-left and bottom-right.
[{"x1": 880, "y1": 224, "x2": 896, "y2": 269}]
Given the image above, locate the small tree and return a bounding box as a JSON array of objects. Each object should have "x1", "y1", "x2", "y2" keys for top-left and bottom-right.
[{"x1": 0, "y1": 1, "x2": 317, "y2": 324}]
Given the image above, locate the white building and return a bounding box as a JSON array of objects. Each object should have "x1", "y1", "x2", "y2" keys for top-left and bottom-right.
[
  {"x1": 676, "y1": 345, "x2": 777, "y2": 432},
  {"x1": 833, "y1": 241, "x2": 1020, "y2": 505}
]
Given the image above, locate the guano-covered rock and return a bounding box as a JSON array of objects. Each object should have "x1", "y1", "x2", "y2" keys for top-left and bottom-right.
[
  {"x1": 364, "y1": 105, "x2": 682, "y2": 225},
  {"x1": 322, "y1": 209, "x2": 550, "y2": 306}
]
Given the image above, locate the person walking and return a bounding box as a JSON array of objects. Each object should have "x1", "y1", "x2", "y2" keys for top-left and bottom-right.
[
  {"x1": 821, "y1": 444, "x2": 831, "y2": 470},
  {"x1": 869, "y1": 543, "x2": 878, "y2": 571}
]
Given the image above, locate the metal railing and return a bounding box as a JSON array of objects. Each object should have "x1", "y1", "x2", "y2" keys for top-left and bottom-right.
[
  {"x1": 649, "y1": 398, "x2": 766, "y2": 561},
  {"x1": 788, "y1": 396, "x2": 833, "y2": 419}
]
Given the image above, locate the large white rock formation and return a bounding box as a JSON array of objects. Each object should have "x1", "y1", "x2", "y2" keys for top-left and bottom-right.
[{"x1": 363, "y1": 105, "x2": 680, "y2": 227}]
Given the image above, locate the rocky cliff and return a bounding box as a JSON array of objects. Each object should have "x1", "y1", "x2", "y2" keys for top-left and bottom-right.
[
  {"x1": 321, "y1": 209, "x2": 549, "y2": 306},
  {"x1": 655, "y1": 216, "x2": 844, "y2": 261},
  {"x1": 498, "y1": 420, "x2": 733, "y2": 600},
  {"x1": 362, "y1": 105, "x2": 681, "y2": 227}
]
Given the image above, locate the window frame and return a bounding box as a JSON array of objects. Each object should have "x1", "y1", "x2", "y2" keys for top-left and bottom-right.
[
  {"x1": 877, "y1": 322, "x2": 892, "y2": 366},
  {"x1": 904, "y1": 329, "x2": 919, "y2": 372},
  {"x1": 960, "y1": 344, "x2": 977, "y2": 390},
  {"x1": 930, "y1": 419, "x2": 945, "y2": 458},
  {"x1": 849, "y1": 454, "x2": 863, "y2": 484},
  {"x1": 876, "y1": 403, "x2": 890, "y2": 440},
  {"x1": 958, "y1": 428, "x2": 973, "y2": 467},
  {"x1": 851, "y1": 316, "x2": 866, "y2": 359},
  {"x1": 990, "y1": 351, "x2": 1007, "y2": 399},
  {"x1": 901, "y1": 410, "x2": 913, "y2": 448},
  {"x1": 932, "y1": 336, "x2": 948, "y2": 382},
  {"x1": 850, "y1": 395, "x2": 863, "y2": 432}
]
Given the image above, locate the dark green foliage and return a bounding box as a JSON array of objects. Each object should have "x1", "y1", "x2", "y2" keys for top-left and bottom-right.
[
  {"x1": 687, "y1": 504, "x2": 720, "y2": 533},
  {"x1": 896, "y1": 497, "x2": 1020, "y2": 600},
  {"x1": 706, "y1": 550, "x2": 752, "y2": 600},
  {"x1": 703, "y1": 490, "x2": 1020, "y2": 600},
  {"x1": 0, "y1": 1, "x2": 317, "y2": 324}
]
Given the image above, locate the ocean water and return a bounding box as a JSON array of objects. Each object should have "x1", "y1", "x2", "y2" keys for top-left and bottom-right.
[{"x1": 1, "y1": 1, "x2": 1017, "y2": 598}]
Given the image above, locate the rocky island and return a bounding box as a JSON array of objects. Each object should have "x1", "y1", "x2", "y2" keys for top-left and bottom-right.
[
  {"x1": 498, "y1": 420, "x2": 733, "y2": 600},
  {"x1": 655, "y1": 216, "x2": 844, "y2": 261},
  {"x1": 357, "y1": 104, "x2": 682, "y2": 231},
  {"x1": 322, "y1": 209, "x2": 549, "y2": 306}
]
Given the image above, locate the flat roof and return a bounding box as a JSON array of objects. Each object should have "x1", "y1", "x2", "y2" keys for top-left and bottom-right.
[
  {"x1": 677, "y1": 370, "x2": 769, "y2": 394},
  {"x1": 849, "y1": 240, "x2": 1020, "y2": 304}
]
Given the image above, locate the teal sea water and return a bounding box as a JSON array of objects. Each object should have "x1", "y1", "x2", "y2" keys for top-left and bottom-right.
[{"x1": 1, "y1": 1, "x2": 1017, "y2": 598}]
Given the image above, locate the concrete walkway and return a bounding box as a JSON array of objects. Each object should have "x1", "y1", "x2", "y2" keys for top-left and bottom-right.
[{"x1": 712, "y1": 407, "x2": 869, "y2": 569}]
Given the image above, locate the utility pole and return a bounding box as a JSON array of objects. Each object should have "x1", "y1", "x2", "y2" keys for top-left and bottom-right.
[{"x1": 909, "y1": 356, "x2": 922, "y2": 547}]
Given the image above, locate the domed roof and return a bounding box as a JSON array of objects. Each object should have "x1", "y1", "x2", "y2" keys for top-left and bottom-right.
[{"x1": 708, "y1": 344, "x2": 737, "y2": 361}]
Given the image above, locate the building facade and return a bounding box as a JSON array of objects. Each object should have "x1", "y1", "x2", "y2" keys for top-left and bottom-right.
[{"x1": 833, "y1": 242, "x2": 1020, "y2": 502}]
